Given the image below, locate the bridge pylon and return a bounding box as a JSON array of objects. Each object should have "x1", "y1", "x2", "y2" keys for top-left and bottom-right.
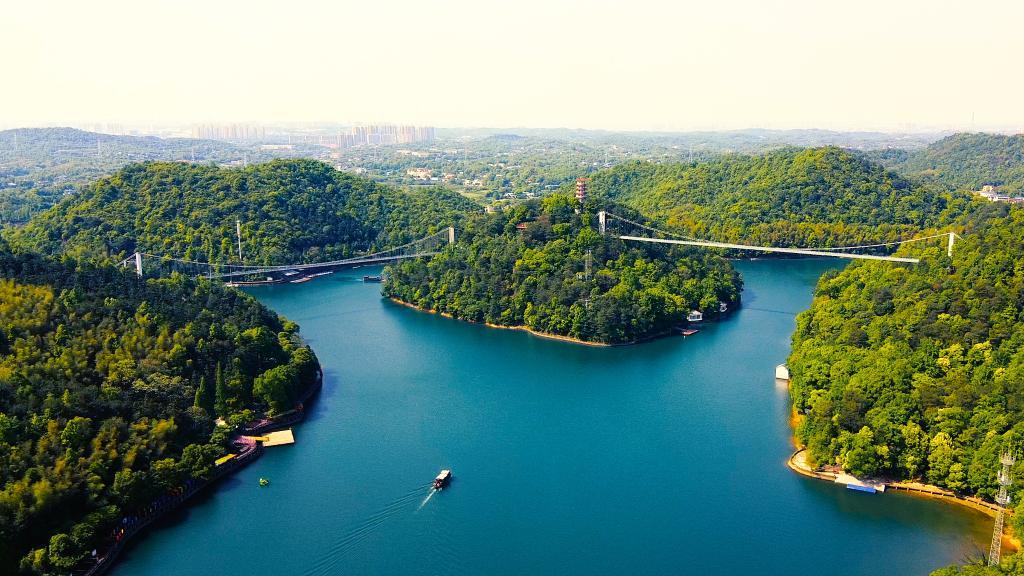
[
  {"x1": 448, "y1": 226, "x2": 456, "y2": 245},
  {"x1": 598, "y1": 211, "x2": 606, "y2": 236},
  {"x1": 120, "y1": 252, "x2": 143, "y2": 277}
]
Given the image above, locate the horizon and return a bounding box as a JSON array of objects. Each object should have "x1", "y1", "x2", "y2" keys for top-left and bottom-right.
[
  {"x1": 3, "y1": 122, "x2": 1021, "y2": 139},
  {"x1": 4, "y1": 0, "x2": 1024, "y2": 133}
]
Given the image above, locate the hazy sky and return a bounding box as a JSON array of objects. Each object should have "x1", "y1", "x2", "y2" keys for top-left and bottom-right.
[{"x1": 4, "y1": 0, "x2": 1023, "y2": 132}]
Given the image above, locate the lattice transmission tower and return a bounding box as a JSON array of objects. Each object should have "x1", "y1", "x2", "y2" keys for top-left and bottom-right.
[{"x1": 989, "y1": 452, "x2": 1015, "y2": 566}]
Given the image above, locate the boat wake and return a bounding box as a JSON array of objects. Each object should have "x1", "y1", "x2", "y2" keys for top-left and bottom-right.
[
  {"x1": 416, "y1": 488, "x2": 437, "y2": 511},
  {"x1": 302, "y1": 483, "x2": 430, "y2": 576}
]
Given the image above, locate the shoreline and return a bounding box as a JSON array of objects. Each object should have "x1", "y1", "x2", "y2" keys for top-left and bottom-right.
[
  {"x1": 81, "y1": 365, "x2": 324, "y2": 576},
  {"x1": 786, "y1": 447, "x2": 1020, "y2": 552},
  {"x1": 387, "y1": 297, "x2": 614, "y2": 347},
  {"x1": 386, "y1": 297, "x2": 722, "y2": 347}
]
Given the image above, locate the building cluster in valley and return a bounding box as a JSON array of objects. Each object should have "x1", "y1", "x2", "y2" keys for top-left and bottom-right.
[
  {"x1": 331, "y1": 125, "x2": 436, "y2": 147},
  {"x1": 975, "y1": 185, "x2": 1024, "y2": 203}
]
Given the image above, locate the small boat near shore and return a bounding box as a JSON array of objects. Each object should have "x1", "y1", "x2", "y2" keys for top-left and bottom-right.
[
  {"x1": 681, "y1": 329, "x2": 699, "y2": 336},
  {"x1": 363, "y1": 275, "x2": 383, "y2": 282},
  {"x1": 433, "y1": 469, "x2": 452, "y2": 490},
  {"x1": 775, "y1": 364, "x2": 790, "y2": 382}
]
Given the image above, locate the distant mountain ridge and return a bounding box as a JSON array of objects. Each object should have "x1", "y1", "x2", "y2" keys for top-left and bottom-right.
[{"x1": 0, "y1": 126, "x2": 229, "y2": 150}]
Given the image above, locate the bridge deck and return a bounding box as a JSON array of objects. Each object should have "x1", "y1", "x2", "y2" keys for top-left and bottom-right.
[
  {"x1": 212, "y1": 251, "x2": 440, "y2": 279},
  {"x1": 616, "y1": 235, "x2": 920, "y2": 263}
]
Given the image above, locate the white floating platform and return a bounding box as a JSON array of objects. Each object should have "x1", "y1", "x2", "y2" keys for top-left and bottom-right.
[{"x1": 834, "y1": 473, "x2": 885, "y2": 493}]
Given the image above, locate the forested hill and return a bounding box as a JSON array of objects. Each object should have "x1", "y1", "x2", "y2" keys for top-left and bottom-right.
[
  {"x1": 383, "y1": 194, "x2": 741, "y2": 344},
  {"x1": 878, "y1": 132, "x2": 1024, "y2": 195},
  {"x1": 787, "y1": 203, "x2": 1024, "y2": 537},
  {"x1": 0, "y1": 128, "x2": 246, "y2": 224},
  {"x1": 586, "y1": 146, "x2": 969, "y2": 248},
  {"x1": 9, "y1": 159, "x2": 479, "y2": 265},
  {"x1": 0, "y1": 246, "x2": 319, "y2": 574}
]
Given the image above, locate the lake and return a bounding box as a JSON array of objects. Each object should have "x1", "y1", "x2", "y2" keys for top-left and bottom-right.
[{"x1": 114, "y1": 259, "x2": 991, "y2": 575}]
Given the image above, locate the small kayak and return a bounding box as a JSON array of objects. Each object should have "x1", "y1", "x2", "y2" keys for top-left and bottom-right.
[{"x1": 259, "y1": 478, "x2": 270, "y2": 487}]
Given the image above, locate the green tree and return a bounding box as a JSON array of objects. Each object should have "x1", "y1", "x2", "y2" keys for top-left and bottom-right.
[
  {"x1": 60, "y1": 417, "x2": 92, "y2": 451},
  {"x1": 253, "y1": 365, "x2": 297, "y2": 415},
  {"x1": 47, "y1": 533, "x2": 83, "y2": 570}
]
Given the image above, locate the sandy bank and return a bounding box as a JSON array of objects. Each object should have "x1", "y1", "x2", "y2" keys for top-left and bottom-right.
[{"x1": 787, "y1": 448, "x2": 1020, "y2": 552}]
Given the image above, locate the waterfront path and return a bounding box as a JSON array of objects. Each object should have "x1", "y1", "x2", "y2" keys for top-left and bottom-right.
[{"x1": 77, "y1": 369, "x2": 322, "y2": 576}]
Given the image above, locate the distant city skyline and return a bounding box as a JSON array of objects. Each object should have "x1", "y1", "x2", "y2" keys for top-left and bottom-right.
[{"x1": 4, "y1": 0, "x2": 1024, "y2": 133}]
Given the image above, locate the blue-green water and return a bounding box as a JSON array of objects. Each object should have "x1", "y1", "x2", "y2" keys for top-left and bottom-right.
[{"x1": 116, "y1": 260, "x2": 991, "y2": 575}]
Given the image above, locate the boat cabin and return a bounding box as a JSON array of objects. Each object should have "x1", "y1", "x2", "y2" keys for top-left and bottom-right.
[{"x1": 434, "y1": 469, "x2": 452, "y2": 490}]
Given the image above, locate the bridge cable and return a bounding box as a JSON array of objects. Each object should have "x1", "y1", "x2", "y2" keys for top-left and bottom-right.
[{"x1": 603, "y1": 211, "x2": 954, "y2": 253}]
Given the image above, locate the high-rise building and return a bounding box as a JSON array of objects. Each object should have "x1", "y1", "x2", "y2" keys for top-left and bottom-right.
[
  {"x1": 191, "y1": 124, "x2": 266, "y2": 142},
  {"x1": 342, "y1": 124, "x2": 434, "y2": 147}
]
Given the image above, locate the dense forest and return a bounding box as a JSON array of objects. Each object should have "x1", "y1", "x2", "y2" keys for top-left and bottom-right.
[
  {"x1": 9, "y1": 159, "x2": 479, "y2": 266},
  {"x1": 877, "y1": 133, "x2": 1024, "y2": 195},
  {"x1": 787, "y1": 204, "x2": 1024, "y2": 548},
  {"x1": 585, "y1": 146, "x2": 969, "y2": 248},
  {"x1": 384, "y1": 194, "x2": 741, "y2": 344},
  {"x1": 0, "y1": 245, "x2": 319, "y2": 574}
]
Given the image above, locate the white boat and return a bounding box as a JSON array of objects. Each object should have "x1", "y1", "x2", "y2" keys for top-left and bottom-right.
[
  {"x1": 433, "y1": 469, "x2": 452, "y2": 489},
  {"x1": 775, "y1": 364, "x2": 790, "y2": 381}
]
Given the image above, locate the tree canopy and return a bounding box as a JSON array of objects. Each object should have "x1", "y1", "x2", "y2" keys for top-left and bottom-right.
[
  {"x1": 0, "y1": 247, "x2": 318, "y2": 574},
  {"x1": 788, "y1": 204, "x2": 1024, "y2": 535},
  {"x1": 879, "y1": 133, "x2": 1024, "y2": 195},
  {"x1": 384, "y1": 194, "x2": 741, "y2": 344},
  {"x1": 585, "y1": 146, "x2": 970, "y2": 248},
  {"x1": 9, "y1": 159, "x2": 479, "y2": 266}
]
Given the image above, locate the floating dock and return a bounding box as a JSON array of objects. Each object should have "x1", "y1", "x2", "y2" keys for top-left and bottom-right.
[
  {"x1": 243, "y1": 429, "x2": 295, "y2": 447},
  {"x1": 214, "y1": 454, "x2": 237, "y2": 466},
  {"x1": 262, "y1": 429, "x2": 295, "y2": 447}
]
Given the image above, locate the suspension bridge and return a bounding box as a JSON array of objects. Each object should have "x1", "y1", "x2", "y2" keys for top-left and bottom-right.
[
  {"x1": 119, "y1": 208, "x2": 958, "y2": 283},
  {"x1": 119, "y1": 226, "x2": 455, "y2": 281},
  {"x1": 598, "y1": 211, "x2": 959, "y2": 263}
]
